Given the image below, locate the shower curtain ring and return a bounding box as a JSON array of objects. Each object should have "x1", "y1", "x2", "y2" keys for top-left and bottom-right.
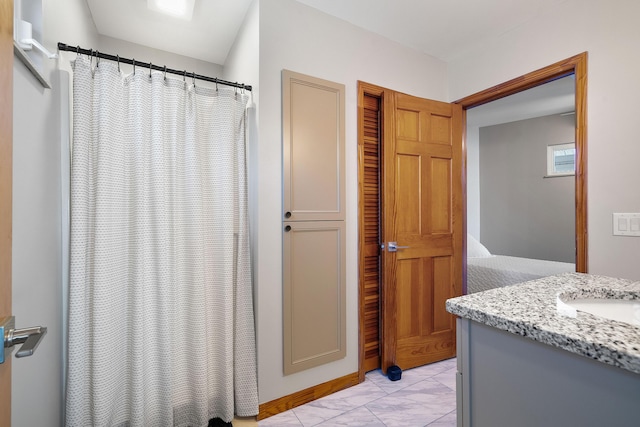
[
  {"x1": 76, "y1": 45, "x2": 80, "y2": 56},
  {"x1": 133, "y1": 59, "x2": 136, "y2": 75},
  {"x1": 215, "y1": 78, "x2": 218, "y2": 92},
  {"x1": 183, "y1": 70, "x2": 186, "y2": 82},
  {"x1": 163, "y1": 66, "x2": 167, "y2": 81},
  {"x1": 116, "y1": 55, "x2": 120, "y2": 72},
  {"x1": 192, "y1": 72, "x2": 196, "y2": 86},
  {"x1": 149, "y1": 62, "x2": 153, "y2": 79},
  {"x1": 96, "y1": 51, "x2": 100, "y2": 67}
]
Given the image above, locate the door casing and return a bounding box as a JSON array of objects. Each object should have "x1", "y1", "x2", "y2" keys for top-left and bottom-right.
[{"x1": 455, "y1": 52, "x2": 588, "y2": 275}]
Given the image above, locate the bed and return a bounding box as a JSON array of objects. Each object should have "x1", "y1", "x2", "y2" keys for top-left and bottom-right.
[{"x1": 466, "y1": 234, "x2": 575, "y2": 294}]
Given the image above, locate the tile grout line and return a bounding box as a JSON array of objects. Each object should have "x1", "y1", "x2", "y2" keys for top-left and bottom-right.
[
  {"x1": 426, "y1": 409, "x2": 457, "y2": 426},
  {"x1": 292, "y1": 408, "x2": 305, "y2": 427}
]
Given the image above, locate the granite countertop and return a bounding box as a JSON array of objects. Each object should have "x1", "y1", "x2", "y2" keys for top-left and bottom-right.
[{"x1": 446, "y1": 272, "x2": 640, "y2": 375}]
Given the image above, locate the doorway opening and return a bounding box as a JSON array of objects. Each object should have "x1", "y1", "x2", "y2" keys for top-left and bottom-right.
[
  {"x1": 455, "y1": 52, "x2": 588, "y2": 277},
  {"x1": 465, "y1": 75, "x2": 577, "y2": 293}
]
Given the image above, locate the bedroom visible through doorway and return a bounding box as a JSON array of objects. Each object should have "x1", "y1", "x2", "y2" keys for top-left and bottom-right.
[
  {"x1": 465, "y1": 75, "x2": 577, "y2": 294},
  {"x1": 456, "y1": 52, "x2": 588, "y2": 283}
]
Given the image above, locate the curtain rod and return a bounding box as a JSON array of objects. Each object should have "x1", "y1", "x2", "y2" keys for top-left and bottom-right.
[{"x1": 57, "y1": 42, "x2": 252, "y2": 92}]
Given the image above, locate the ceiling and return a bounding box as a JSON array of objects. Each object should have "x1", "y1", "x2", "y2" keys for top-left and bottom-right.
[
  {"x1": 295, "y1": 0, "x2": 568, "y2": 62},
  {"x1": 86, "y1": 0, "x2": 254, "y2": 65},
  {"x1": 85, "y1": 0, "x2": 574, "y2": 124},
  {"x1": 86, "y1": 0, "x2": 569, "y2": 65}
]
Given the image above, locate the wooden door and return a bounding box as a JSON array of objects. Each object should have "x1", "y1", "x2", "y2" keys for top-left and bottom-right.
[
  {"x1": 381, "y1": 90, "x2": 463, "y2": 372},
  {"x1": 0, "y1": 0, "x2": 13, "y2": 424}
]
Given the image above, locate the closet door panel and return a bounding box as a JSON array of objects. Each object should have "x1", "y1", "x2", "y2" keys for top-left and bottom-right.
[
  {"x1": 283, "y1": 221, "x2": 346, "y2": 375},
  {"x1": 282, "y1": 70, "x2": 345, "y2": 221}
]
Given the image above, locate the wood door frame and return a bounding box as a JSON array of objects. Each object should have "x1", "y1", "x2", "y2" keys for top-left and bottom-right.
[
  {"x1": 357, "y1": 81, "x2": 385, "y2": 382},
  {"x1": 455, "y1": 52, "x2": 588, "y2": 275},
  {"x1": 357, "y1": 52, "x2": 588, "y2": 380},
  {"x1": 0, "y1": 0, "x2": 13, "y2": 423}
]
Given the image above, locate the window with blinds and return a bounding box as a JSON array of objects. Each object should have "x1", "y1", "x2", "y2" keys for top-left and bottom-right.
[{"x1": 547, "y1": 142, "x2": 576, "y2": 177}]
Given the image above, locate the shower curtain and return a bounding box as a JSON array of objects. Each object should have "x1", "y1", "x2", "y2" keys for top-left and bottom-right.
[{"x1": 65, "y1": 56, "x2": 258, "y2": 426}]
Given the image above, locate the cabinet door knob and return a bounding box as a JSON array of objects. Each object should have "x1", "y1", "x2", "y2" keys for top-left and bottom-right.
[
  {"x1": 284, "y1": 211, "x2": 292, "y2": 219},
  {"x1": 284, "y1": 225, "x2": 292, "y2": 232}
]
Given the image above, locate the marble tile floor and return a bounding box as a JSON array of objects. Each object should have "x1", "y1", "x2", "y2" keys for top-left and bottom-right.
[{"x1": 259, "y1": 357, "x2": 457, "y2": 427}]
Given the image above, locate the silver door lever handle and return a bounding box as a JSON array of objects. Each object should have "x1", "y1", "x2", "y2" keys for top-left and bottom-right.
[
  {"x1": 7, "y1": 326, "x2": 48, "y2": 358},
  {"x1": 1, "y1": 316, "x2": 48, "y2": 363},
  {"x1": 387, "y1": 242, "x2": 410, "y2": 252}
]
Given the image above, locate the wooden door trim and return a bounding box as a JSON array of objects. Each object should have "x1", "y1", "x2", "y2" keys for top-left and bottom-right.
[
  {"x1": 0, "y1": 0, "x2": 13, "y2": 423},
  {"x1": 258, "y1": 371, "x2": 359, "y2": 420},
  {"x1": 357, "y1": 81, "x2": 385, "y2": 382},
  {"x1": 455, "y1": 52, "x2": 588, "y2": 273}
]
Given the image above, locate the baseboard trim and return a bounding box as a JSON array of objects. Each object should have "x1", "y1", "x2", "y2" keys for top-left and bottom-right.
[{"x1": 257, "y1": 372, "x2": 360, "y2": 420}]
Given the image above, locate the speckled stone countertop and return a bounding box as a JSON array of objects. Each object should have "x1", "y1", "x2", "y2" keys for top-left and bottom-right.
[{"x1": 446, "y1": 272, "x2": 640, "y2": 375}]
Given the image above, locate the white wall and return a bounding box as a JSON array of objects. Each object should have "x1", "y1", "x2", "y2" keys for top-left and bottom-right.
[
  {"x1": 479, "y1": 115, "x2": 576, "y2": 263},
  {"x1": 97, "y1": 35, "x2": 223, "y2": 80},
  {"x1": 12, "y1": 63, "x2": 67, "y2": 427},
  {"x1": 448, "y1": 0, "x2": 640, "y2": 281},
  {"x1": 223, "y1": 0, "x2": 260, "y2": 318},
  {"x1": 12, "y1": 1, "x2": 98, "y2": 426},
  {"x1": 223, "y1": 0, "x2": 259, "y2": 106},
  {"x1": 256, "y1": 0, "x2": 448, "y2": 403}
]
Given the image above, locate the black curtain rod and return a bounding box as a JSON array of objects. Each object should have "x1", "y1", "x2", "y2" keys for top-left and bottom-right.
[{"x1": 58, "y1": 42, "x2": 252, "y2": 92}]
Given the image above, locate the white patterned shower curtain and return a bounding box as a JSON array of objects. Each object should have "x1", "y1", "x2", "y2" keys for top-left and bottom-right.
[{"x1": 65, "y1": 56, "x2": 258, "y2": 426}]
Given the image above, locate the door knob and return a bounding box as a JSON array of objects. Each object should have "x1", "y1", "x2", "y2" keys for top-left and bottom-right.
[{"x1": 1, "y1": 316, "x2": 47, "y2": 364}]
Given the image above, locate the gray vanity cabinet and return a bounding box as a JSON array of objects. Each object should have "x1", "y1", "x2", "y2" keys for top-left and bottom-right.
[{"x1": 456, "y1": 318, "x2": 640, "y2": 427}]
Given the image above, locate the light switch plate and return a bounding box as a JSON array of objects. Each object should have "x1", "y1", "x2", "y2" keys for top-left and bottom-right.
[{"x1": 613, "y1": 213, "x2": 640, "y2": 236}]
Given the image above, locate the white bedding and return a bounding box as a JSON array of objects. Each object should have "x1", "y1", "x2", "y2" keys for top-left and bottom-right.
[{"x1": 467, "y1": 255, "x2": 575, "y2": 294}]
